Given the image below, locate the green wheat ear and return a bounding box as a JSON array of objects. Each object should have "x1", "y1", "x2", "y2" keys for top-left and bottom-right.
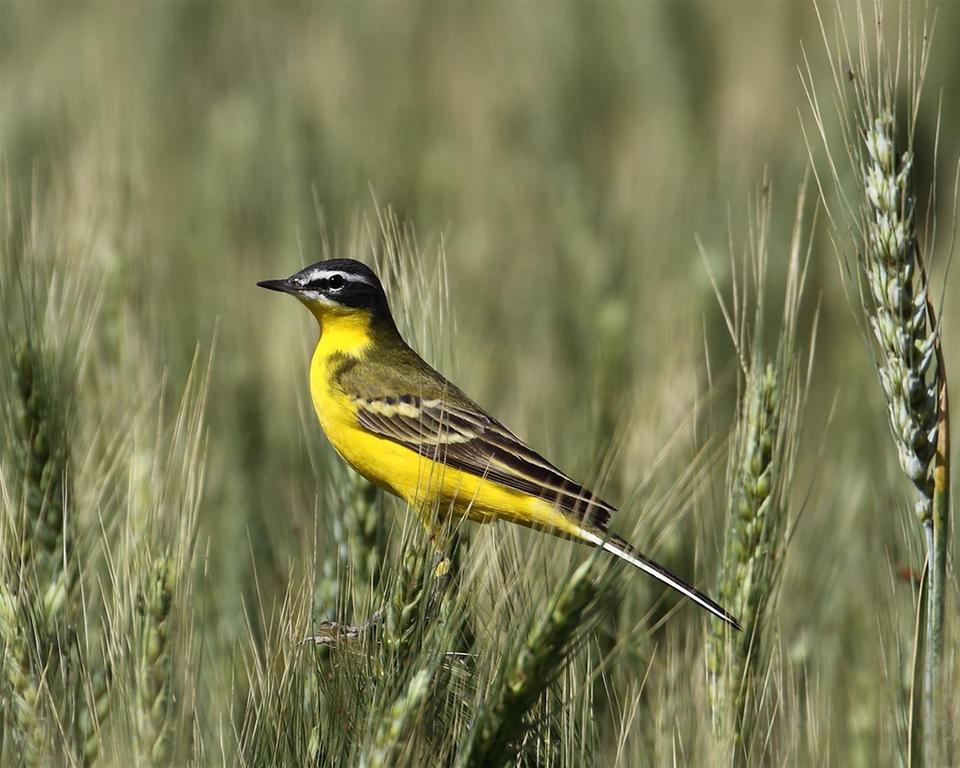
[
  {"x1": 859, "y1": 106, "x2": 946, "y2": 768},
  {"x1": 135, "y1": 553, "x2": 174, "y2": 767},
  {"x1": 359, "y1": 668, "x2": 433, "y2": 768},
  {"x1": 703, "y1": 174, "x2": 811, "y2": 764},
  {"x1": 382, "y1": 532, "x2": 432, "y2": 666},
  {"x1": 346, "y1": 472, "x2": 386, "y2": 588},
  {"x1": 725, "y1": 363, "x2": 779, "y2": 633},
  {"x1": 804, "y1": 9, "x2": 948, "y2": 761},
  {"x1": 0, "y1": 579, "x2": 50, "y2": 767},
  {"x1": 708, "y1": 362, "x2": 782, "y2": 741},
  {"x1": 458, "y1": 558, "x2": 601, "y2": 768},
  {"x1": 0, "y1": 338, "x2": 78, "y2": 766},
  {"x1": 11, "y1": 341, "x2": 74, "y2": 634},
  {"x1": 861, "y1": 113, "x2": 938, "y2": 516},
  {"x1": 77, "y1": 657, "x2": 111, "y2": 768},
  {"x1": 312, "y1": 470, "x2": 387, "y2": 644}
]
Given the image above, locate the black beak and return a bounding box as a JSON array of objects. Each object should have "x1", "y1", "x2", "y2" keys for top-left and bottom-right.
[{"x1": 257, "y1": 278, "x2": 297, "y2": 294}]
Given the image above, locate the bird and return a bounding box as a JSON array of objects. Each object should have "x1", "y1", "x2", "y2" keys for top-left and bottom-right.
[{"x1": 258, "y1": 258, "x2": 740, "y2": 629}]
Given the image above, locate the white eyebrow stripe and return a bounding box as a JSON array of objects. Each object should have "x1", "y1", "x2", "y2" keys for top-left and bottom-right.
[{"x1": 307, "y1": 269, "x2": 373, "y2": 287}]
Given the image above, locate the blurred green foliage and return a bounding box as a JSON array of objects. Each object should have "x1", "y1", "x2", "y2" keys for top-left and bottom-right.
[{"x1": 1, "y1": 2, "x2": 958, "y2": 765}]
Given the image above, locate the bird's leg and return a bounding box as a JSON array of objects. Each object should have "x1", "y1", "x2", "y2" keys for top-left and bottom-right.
[
  {"x1": 428, "y1": 527, "x2": 452, "y2": 579},
  {"x1": 417, "y1": 503, "x2": 455, "y2": 579}
]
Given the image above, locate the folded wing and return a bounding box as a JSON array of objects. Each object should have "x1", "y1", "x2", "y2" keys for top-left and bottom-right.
[{"x1": 351, "y1": 393, "x2": 614, "y2": 529}]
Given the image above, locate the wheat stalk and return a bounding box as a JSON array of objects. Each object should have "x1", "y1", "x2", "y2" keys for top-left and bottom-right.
[
  {"x1": 803, "y1": 7, "x2": 949, "y2": 763},
  {"x1": 861, "y1": 102, "x2": 948, "y2": 768}
]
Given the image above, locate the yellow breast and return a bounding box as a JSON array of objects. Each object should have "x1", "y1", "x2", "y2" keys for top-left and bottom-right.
[{"x1": 307, "y1": 312, "x2": 578, "y2": 536}]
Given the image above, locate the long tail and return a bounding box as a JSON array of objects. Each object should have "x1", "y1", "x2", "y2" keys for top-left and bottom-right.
[{"x1": 578, "y1": 528, "x2": 742, "y2": 630}]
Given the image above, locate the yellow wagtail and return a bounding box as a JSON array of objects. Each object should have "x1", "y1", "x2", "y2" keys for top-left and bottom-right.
[{"x1": 259, "y1": 259, "x2": 739, "y2": 629}]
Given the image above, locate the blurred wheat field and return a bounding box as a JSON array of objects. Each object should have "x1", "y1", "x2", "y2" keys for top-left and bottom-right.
[{"x1": 1, "y1": 3, "x2": 958, "y2": 766}]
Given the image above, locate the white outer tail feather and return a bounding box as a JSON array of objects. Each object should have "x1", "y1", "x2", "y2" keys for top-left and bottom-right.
[{"x1": 578, "y1": 528, "x2": 741, "y2": 630}]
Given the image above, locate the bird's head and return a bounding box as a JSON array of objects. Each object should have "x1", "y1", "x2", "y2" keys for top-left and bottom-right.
[{"x1": 258, "y1": 259, "x2": 393, "y2": 327}]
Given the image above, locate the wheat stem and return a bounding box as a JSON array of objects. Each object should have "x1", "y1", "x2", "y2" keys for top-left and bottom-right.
[{"x1": 919, "y1": 264, "x2": 949, "y2": 768}]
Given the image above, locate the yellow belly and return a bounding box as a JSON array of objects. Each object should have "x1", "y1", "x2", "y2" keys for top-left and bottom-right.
[{"x1": 310, "y1": 350, "x2": 579, "y2": 536}]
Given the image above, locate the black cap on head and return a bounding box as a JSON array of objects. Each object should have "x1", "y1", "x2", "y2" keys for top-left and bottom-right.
[{"x1": 258, "y1": 259, "x2": 392, "y2": 319}]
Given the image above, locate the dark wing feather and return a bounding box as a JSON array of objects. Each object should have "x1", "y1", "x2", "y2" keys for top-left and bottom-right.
[{"x1": 352, "y1": 394, "x2": 614, "y2": 528}]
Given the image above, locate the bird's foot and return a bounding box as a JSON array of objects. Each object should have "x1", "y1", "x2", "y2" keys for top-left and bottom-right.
[{"x1": 306, "y1": 608, "x2": 384, "y2": 647}]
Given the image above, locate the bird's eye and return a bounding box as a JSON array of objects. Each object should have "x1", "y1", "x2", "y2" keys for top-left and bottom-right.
[{"x1": 326, "y1": 274, "x2": 346, "y2": 291}]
